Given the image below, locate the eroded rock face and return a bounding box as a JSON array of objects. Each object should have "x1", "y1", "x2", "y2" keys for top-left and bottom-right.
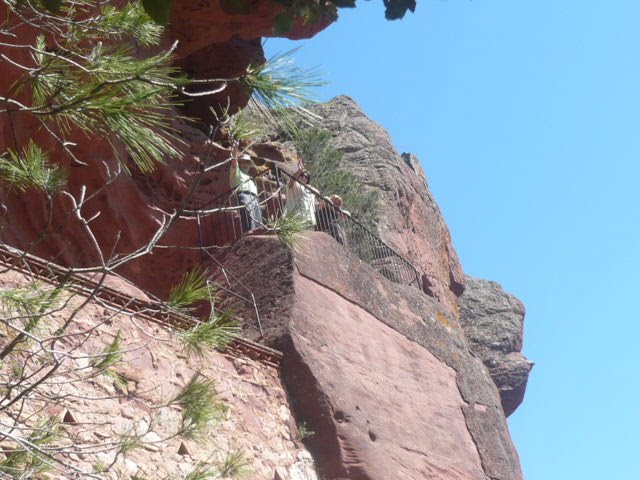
[
  {"x1": 1, "y1": 4, "x2": 531, "y2": 476},
  {"x1": 310, "y1": 96, "x2": 465, "y2": 315},
  {"x1": 211, "y1": 234, "x2": 524, "y2": 480},
  {"x1": 458, "y1": 275, "x2": 534, "y2": 417}
]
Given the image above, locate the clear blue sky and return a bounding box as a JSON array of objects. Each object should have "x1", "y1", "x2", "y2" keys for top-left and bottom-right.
[{"x1": 266, "y1": 1, "x2": 640, "y2": 479}]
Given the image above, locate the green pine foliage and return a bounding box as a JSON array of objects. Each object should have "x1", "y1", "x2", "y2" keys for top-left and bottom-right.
[
  {"x1": 180, "y1": 312, "x2": 240, "y2": 355},
  {"x1": 116, "y1": 431, "x2": 143, "y2": 456},
  {"x1": 170, "y1": 373, "x2": 227, "y2": 439},
  {"x1": 90, "y1": 330, "x2": 123, "y2": 373},
  {"x1": 167, "y1": 267, "x2": 213, "y2": 313},
  {"x1": 271, "y1": 0, "x2": 413, "y2": 36},
  {"x1": 265, "y1": 212, "x2": 311, "y2": 250},
  {"x1": 0, "y1": 281, "x2": 61, "y2": 320},
  {"x1": 0, "y1": 281, "x2": 66, "y2": 359},
  {"x1": 294, "y1": 127, "x2": 380, "y2": 229},
  {"x1": 0, "y1": 416, "x2": 60, "y2": 477},
  {"x1": 3, "y1": 0, "x2": 186, "y2": 174},
  {"x1": 183, "y1": 461, "x2": 218, "y2": 480},
  {"x1": 224, "y1": 107, "x2": 269, "y2": 142},
  {"x1": 29, "y1": 34, "x2": 185, "y2": 173},
  {"x1": 0, "y1": 141, "x2": 66, "y2": 193},
  {"x1": 217, "y1": 447, "x2": 250, "y2": 478},
  {"x1": 243, "y1": 50, "x2": 324, "y2": 136}
]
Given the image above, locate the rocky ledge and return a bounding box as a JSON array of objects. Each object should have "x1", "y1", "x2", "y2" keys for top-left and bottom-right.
[{"x1": 211, "y1": 234, "x2": 525, "y2": 480}]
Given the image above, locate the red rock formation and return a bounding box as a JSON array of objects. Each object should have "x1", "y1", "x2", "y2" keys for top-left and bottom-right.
[
  {"x1": 0, "y1": 1, "x2": 332, "y2": 297},
  {"x1": 310, "y1": 96, "x2": 465, "y2": 315},
  {"x1": 1, "y1": 3, "x2": 530, "y2": 479},
  {"x1": 210, "y1": 234, "x2": 525, "y2": 480},
  {"x1": 0, "y1": 267, "x2": 319, "y2": 479},
  {"x1": 169, "y1": 0, "x2": 334, "y2": 58},
  {"x1": 168, "y1": 0, "x2": 335, "y2": 123}
]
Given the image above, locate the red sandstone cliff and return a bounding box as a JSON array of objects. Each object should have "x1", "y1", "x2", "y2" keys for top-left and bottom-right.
[
  {"x1": 211, "y1": 234, "x2": 525, "y2": 480},
  {"x1": 0, "y1": 2, "x2": 531, "y2": 479}
]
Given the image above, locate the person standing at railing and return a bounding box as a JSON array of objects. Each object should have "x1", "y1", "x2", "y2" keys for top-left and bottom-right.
[
  {"x1": 230, "y1": 152, "x2": 262, "y2": 232},
  {"x1": 283, "y1": 167, "x2": 318, "y2": 226},
  {"x1": 316, "y1": 194, "x2": 350, "y2": 246}
]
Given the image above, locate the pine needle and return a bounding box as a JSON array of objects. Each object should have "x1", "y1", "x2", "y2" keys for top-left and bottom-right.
[
  {"x1": 90, "y1": 330, "x2": 123, "y2": 373},
  {"x1": 167, "y1": 267, "x2": 212, "y2": 313},
  {"x1": 217, "y1": 448, "x2": 250, "y2": 479},
  {"x1": 170, "y1": 373, "x2": 227, "y2": 439},
  {"x1": 0, "y1": 141, "x2": 66, "y2": 193},
  {"x1": 180, "y1": 312, "x2": 240, "y2": 356},
  {"x1": 266, "y1": 212, "x2": 311, "y2": 251},
  {"x1": 243, "y1": 49, "x2": 325, "y2": 136}
]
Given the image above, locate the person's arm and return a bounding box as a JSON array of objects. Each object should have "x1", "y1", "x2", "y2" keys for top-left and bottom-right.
[
  {"x1": 229, "y1": 155, "x2": 241, "y2": 191},
  {"x1": 230, "y1": 143, "x2": 239, "y2": 172},
  {"x1": 288, "y1": 167, "x2": 303, "y2": 187}
]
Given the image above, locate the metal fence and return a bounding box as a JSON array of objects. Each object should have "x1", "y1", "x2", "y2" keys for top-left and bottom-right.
[
  {"x1": 196, "y1": 167, "x2": 286, "y2": 246},
  {"x1": 195, "y1": 166, "x2": 422, "y2": 290},
  {"x1": 0, "y1": 244, "x2": 282, "y2": 365}
]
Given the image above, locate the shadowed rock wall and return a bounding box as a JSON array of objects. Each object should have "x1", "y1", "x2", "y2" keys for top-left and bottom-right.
[{"x1": 0, "y1": 1, "x2": 333, "y2": 297}]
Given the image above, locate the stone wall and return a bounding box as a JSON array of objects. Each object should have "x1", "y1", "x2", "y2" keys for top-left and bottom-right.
[{"x1": 0, "y1": 268, "x2": 318, "y2": 480}]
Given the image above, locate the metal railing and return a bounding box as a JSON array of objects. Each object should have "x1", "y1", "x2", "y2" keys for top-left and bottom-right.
[
  {"x1": 195, "y1": 166, "x2": 422, "y2": 291},
  {"x1": 0, "y1": 244, "x2": 283, "y2": 366},
  {"x1": 195, "y1": 167, "x2": 286, "y2": 246}
]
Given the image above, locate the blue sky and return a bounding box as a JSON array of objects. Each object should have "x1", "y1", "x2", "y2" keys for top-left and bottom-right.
[{"x1": 266, "y1": 1, "x2": 640, "y2": 479}]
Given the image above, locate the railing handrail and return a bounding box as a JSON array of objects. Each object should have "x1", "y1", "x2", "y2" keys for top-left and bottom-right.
[
  {"x1": 276, "y1": 168, "x2": 422, "y2": 288},
  {"x1": 193, "y1": 164, "x2": 423, "y2": 291},
  {"x1": 0, "y1": 243, "x2": 282, "y2": 366}
]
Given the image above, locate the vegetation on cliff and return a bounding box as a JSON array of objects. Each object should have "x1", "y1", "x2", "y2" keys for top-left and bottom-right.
[{"x1": 0, "y1": 0, "x2": 431, "y2": 477}]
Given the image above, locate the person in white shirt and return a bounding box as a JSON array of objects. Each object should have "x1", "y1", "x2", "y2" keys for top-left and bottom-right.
[
  {"x1": 229, "y1": 153, "x2": 261, "y2": 231},
  {"x1": 283, "y1": 168, "x2": 318, "y2": 226}
]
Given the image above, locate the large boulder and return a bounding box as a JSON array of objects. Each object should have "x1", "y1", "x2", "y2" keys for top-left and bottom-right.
[
  {"x1": 458, "y1": 275, "x2": 534, "y2": 416},
  {"x1": 211, "y1": 234, "x2": 525, "y2": 480}
]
